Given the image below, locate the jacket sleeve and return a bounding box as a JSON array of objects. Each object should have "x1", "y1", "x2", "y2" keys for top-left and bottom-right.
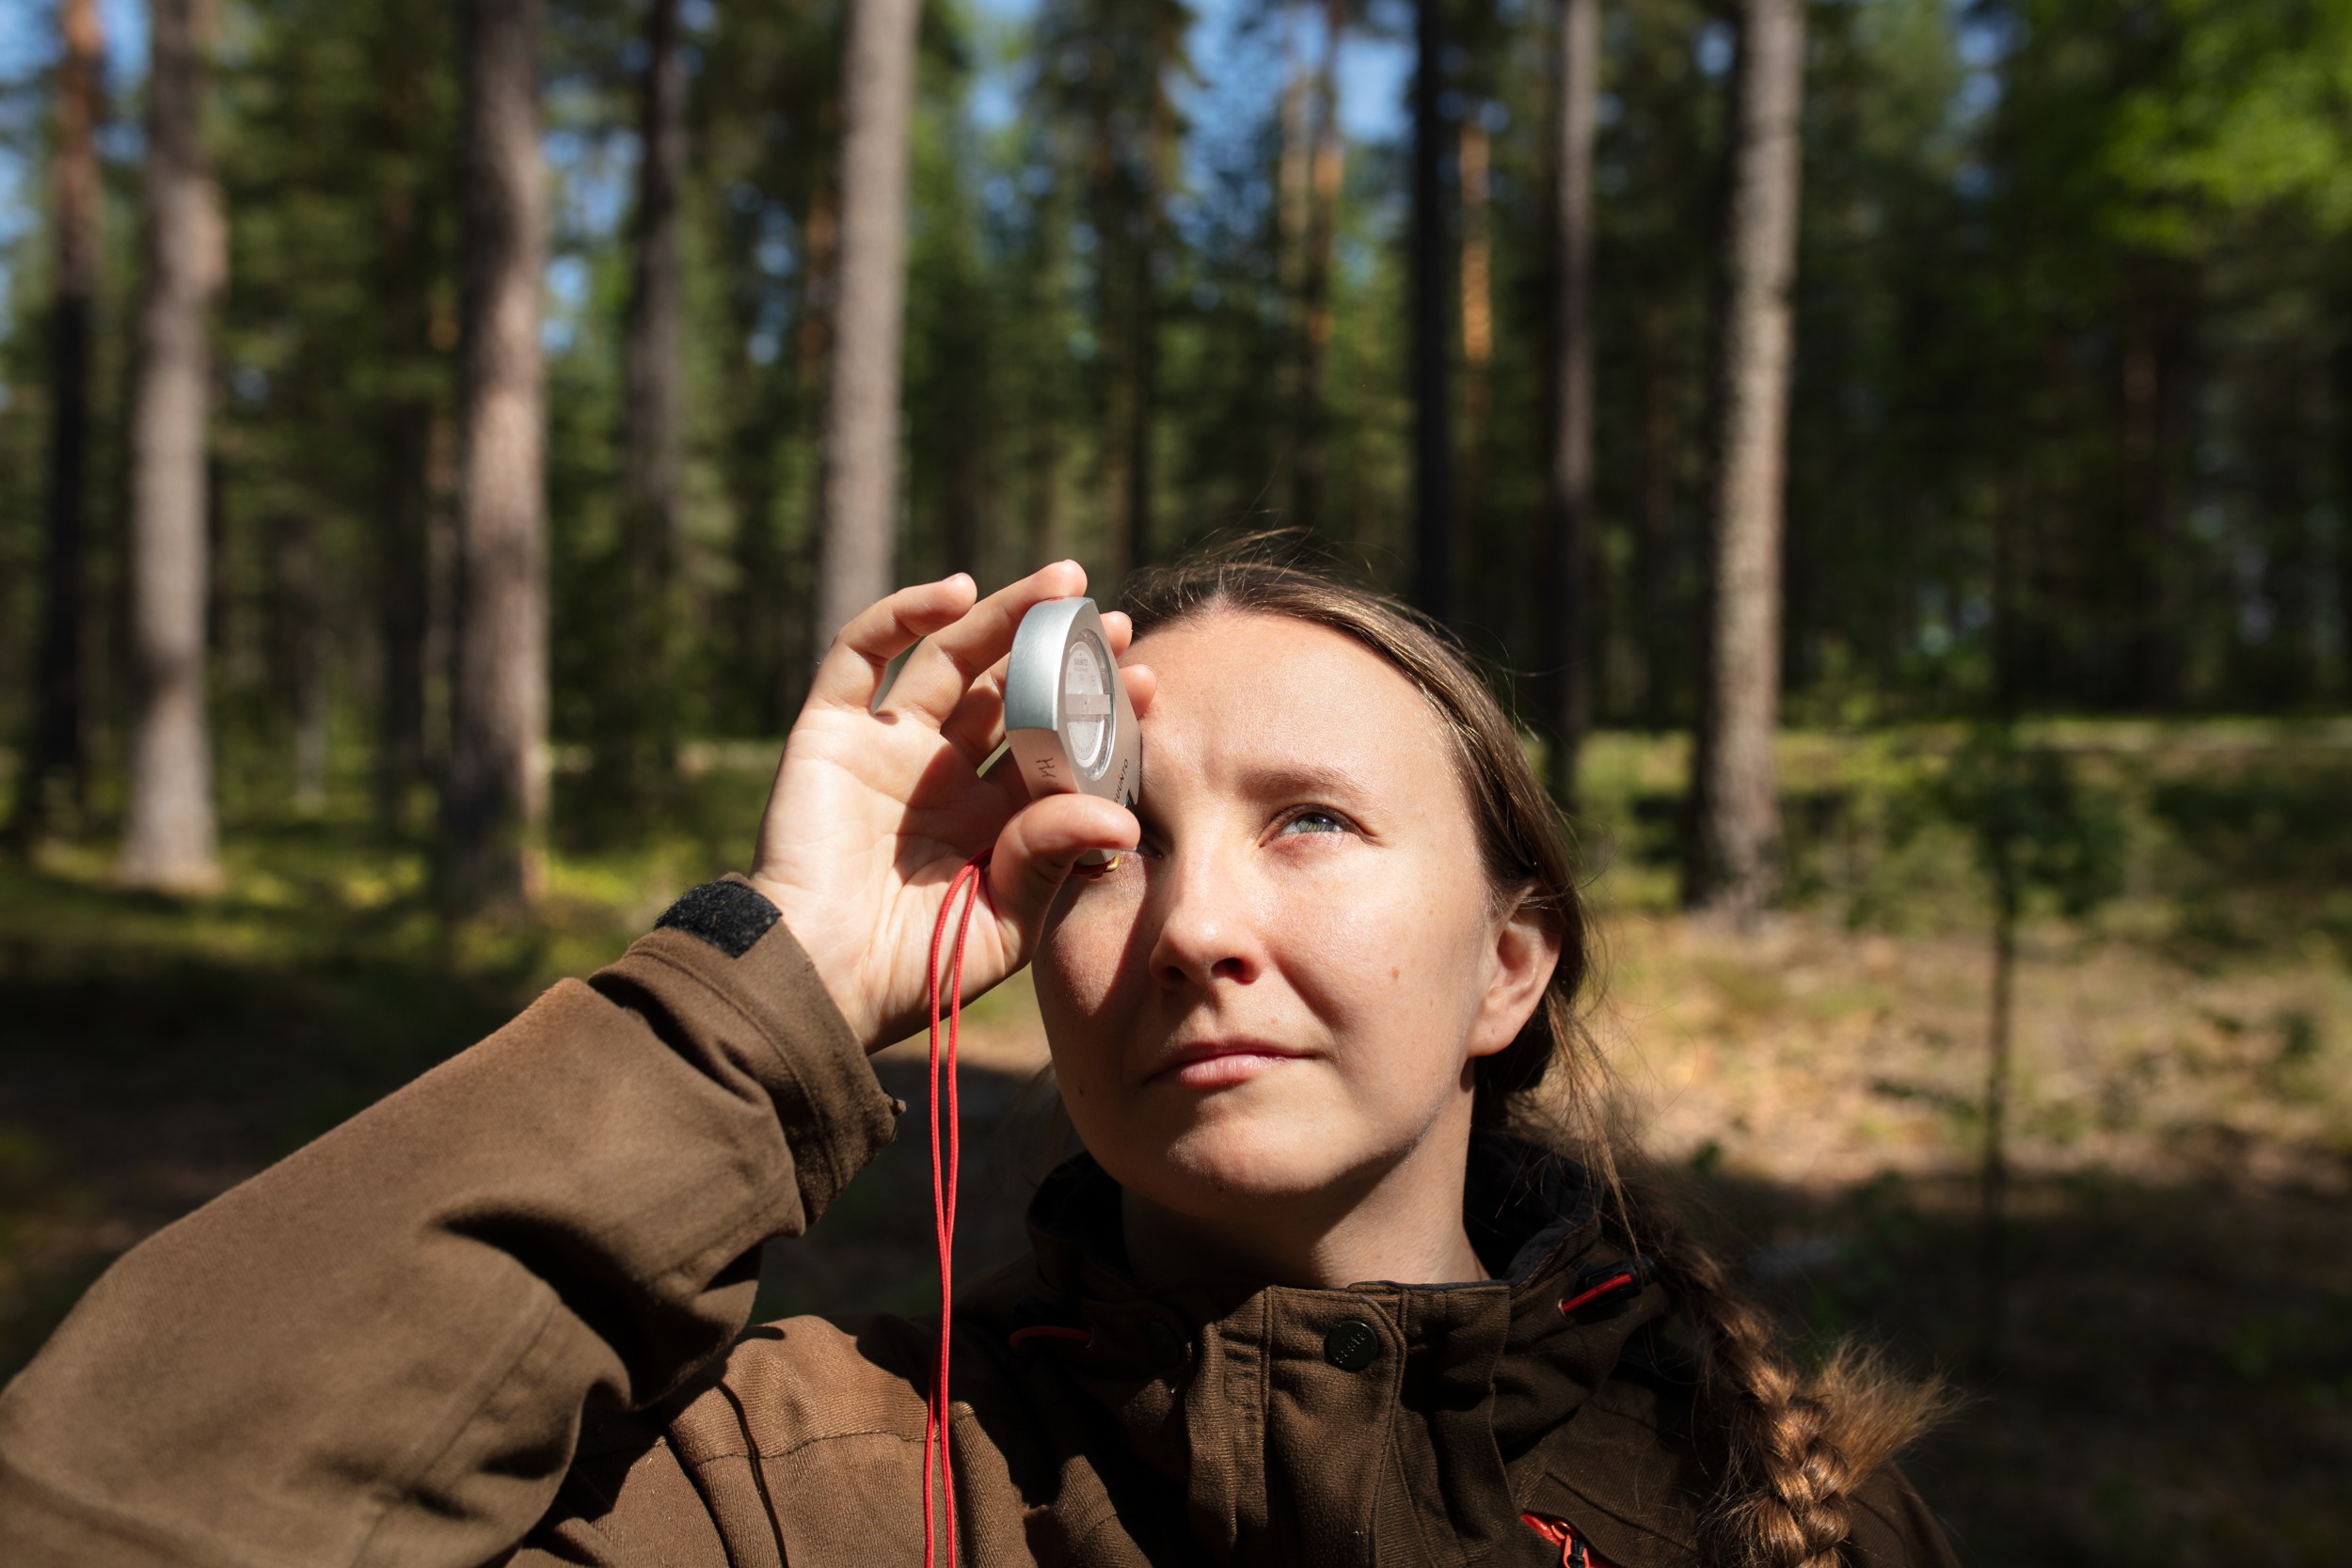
[{"x1": 0, "y1": 879, "x2": 899, "y2": 1568}]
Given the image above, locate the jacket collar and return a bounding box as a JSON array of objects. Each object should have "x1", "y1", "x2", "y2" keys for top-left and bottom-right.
[{"x1": 998, "y1": 1138, "x2": 1671, "y2": 1568}]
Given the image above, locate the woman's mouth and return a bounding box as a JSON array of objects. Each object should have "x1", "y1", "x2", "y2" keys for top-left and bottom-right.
[{"x1": 1147, "y1": 1040, "x2": 1311, "y2": 1089}]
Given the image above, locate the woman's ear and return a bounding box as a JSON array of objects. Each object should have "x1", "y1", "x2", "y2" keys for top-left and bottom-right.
[{"x1": 1467, "y1": 893, "x2": 1563, "y2": 1060}]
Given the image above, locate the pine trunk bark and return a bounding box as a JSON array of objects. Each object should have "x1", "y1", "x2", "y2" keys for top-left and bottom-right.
[
  {"x1": 372, "y1": 23, "x2": 439, "y2": 833},
  {"x1": 815, "y1": 0, "x2": 920, "y2": 652},
  {"x1": 117, "y1": 0, "x2": 225, "y2": 893},
  {"x1": 1636, "y1": 301, "x2": 1679, "y2": 723},
  {"x1": 281, "y1": 510, "x2": 328, "y2": 815},
  {"x1": 1547, "y1": 0, "x2": 1598, "y2": 803},
  {"x1": 1410, "y1": 0, "x2": 1454, "y2": 619},
  {"x1": 1686, "y1": 0, "x2": 1804, "y2": 923},
  {"x1": 17, "y1": 0, "x2": 104, "y2": 843},
  {"x1": 445, "y1": 0, "x2": 548, "y2": 912},
  {"x1": 617, "y1": 0, "x2": 686, "y2": 800},
  {"x1": 1458, "y1": 117, "x2": 1493, "y2": 602},
  {"x1": 1289, "y1": 0, "x2": 1342, "y2": 539},
  {"x1": 1121, "y1": 29, "x2": 1170, "y2": 581},
  {"x1": 2337, "y1": 318, "x2": 2352, "y2": 701}
]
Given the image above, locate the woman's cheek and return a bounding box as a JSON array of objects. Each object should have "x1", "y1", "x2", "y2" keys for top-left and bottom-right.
[{"x1": 1039, "y1": 889, "x2": 1133, "y2": 1018}]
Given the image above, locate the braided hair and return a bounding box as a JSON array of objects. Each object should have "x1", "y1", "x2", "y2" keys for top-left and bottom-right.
[{"x1": 1121, "y1": 546, "x2": 1942, "y2": 1568}]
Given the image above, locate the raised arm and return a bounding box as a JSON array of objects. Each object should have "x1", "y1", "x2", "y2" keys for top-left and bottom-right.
[{"x1": 0, "y1": 564, "x2": 1151, "y2": 1568}]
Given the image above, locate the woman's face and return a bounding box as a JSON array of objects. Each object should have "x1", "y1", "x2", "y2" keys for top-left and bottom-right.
[{"x1": 1033, "y1": 610, "x2": 1559, "y2": 1227}]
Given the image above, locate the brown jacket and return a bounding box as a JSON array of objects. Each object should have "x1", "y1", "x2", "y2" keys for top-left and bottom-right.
[{"x1": 0, "y1": 881, "x2": 1958, "y2": 1568}]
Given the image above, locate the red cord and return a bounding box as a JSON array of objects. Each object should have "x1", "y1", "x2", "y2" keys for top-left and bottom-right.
[
  {"x1": 1556, "y1": 1270, "x2": 1637, "y2": 1318},
  {"x1": 924, "y1": 852, "x2": 991, "y2": 1568}
]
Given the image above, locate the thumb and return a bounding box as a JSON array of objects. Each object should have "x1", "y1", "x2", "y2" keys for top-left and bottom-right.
[{"x1": 988, "y1": 793, "x2": 1140, "y2": 940}]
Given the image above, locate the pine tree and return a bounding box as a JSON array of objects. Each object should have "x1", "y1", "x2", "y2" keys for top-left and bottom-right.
[
  {"x1": 14, "y1": 0, "x2": 104, "y2": 845},
  {"x1": 117, "y1": 0, "x2": 226, "y2": 894},
  {"x1": 444, "y1": 0, "x2": 548, "y2": 911},
  {"x1": 1686, "y1": 0, "x2": 1805, "y2": 922},
  {"x1": 815, "y1": 0, "x2": 922, "y2": 651},
  {"x1": 1547, "y1": 0, "x2": 1599, "y2": 800}
]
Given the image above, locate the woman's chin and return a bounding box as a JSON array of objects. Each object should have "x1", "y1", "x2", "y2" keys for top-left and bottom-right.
[{"x1": 1114, "y1": 1114, "x2": 1365, "y2": 1209}]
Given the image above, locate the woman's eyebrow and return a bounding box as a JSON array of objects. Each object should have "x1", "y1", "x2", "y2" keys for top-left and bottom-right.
[{"x1": 1232, "y1": 761, "x2": 1366, "y2": 801}]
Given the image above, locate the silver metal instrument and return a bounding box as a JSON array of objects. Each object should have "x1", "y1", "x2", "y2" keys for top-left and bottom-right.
[{"x1": 1003, "y1": 596, "x2": 1140, "y2": 817}]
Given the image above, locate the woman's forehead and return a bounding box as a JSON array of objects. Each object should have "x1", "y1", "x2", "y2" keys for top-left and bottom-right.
[{"x1": 1128, "y1": 611, "x2": 1455, "y2": 785}]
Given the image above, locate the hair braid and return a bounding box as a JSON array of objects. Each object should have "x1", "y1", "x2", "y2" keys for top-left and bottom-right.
[{"x1": 1605, "y1": 1179, "x2": 1947, "y2": 1568}]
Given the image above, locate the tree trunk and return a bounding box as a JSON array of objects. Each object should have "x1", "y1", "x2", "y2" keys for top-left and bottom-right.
[
  {"x1": 617, "y1": 0, "x2": 686, "y2": 800},
  {"x1": 1636, "y1": 300, "x2": 1678, "y2": 723},
  {"x1": 1458, "y1": 115, "x2": 1494, "y2": 623},
  {"x1": 1547, "y1": 0, "x2": 1598, "y2": 803},
  {"x1": 117, "y1": 0, "x2": 225, "y2": 894},
  {"x1": 1290, "y1": 0, "x2": 1343, "y2": 538},
  {"x1": 372, "y1": 21, "x2": 439, "y2": 834},
  {"x1": 445, "y1": 0, "x2": 548, "y2": 912},
  {"x1": 1121, "y1": 25, "x2": 1171, "y2": 581},
  {"x1": 2119, "y1": 263, "x2": 2185, "y2": 709},
  {"x1": 815, "y1": 0, "x2": 920, "y2": 652},
  {"x1": 1410, "y1": 0, "x2": 1454, "y2": 619},
  {"x1": 376, "y1": 388, "x2": 433, "y2": 831},
  {"x1": 2337, "y1": 317, "x2": 2352, "y2": 702},
  {"x1": 1277, "y1": 12, "x2": 1310, "y2": 515},
  {"x1": 1685, "y1": 0, "x2": 1804, "y2": 923},
  {"x1": 16, "y1": 0, "x2": 104, "y2": 844},
  {"x1": 280, "y1": 509, "x2": 328, "y2": 815}
]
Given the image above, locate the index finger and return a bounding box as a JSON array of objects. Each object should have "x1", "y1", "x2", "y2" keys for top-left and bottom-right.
[
  {"x1": 878, "y1": 560, "x2": 1089, "y2": 726},
  {"x1": 806, "y1": 576, "x2": 978, "y2": 712}
]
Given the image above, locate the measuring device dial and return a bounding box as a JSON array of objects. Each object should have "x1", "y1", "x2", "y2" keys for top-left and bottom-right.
[{"x1": 1002, "y1": 597, "x2": 1140, "y2": 863}]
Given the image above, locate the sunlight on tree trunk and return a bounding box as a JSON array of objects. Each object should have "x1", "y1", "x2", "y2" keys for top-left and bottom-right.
[
  {"x1": 1284, "y1": 0, "x2": 1343, "y2": 539},
  {"x1": 816, "y1": 0, "x2": 920, "y2": 654},
  {"x1": 118, "y1": 0, "x2": 224, "y2": 895},
  {"x1": 445, "y1": 0, "x2": 548, "y2": 912},
  {"x1": 1547, "y1": 0, "x2": 1598, "y2": 805},
  {"x1": 1410, "y1": 0, "x2": 1453, "y2": 621},
  {"x1": 1457, "y1": 117, "x2": 1493, "y2": 594},
  {"x1": 1686, "y1": 0, "x2": 1804, "y2": 924},
  {"x1": 15, "y1": 0, "x2": 104, "y2": 846}
]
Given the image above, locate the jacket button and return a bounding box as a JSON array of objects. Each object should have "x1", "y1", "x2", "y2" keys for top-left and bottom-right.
[{"x1": 1324, "y1": 1318, "x2": 1379, "y2": 1371}]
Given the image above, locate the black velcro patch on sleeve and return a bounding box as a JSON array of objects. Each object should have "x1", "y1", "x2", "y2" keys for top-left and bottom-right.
[{"x1": 653, "y1": 880, "x2": 780, "y2": 958}]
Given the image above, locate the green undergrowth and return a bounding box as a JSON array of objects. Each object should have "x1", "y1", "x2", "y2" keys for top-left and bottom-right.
[
  {"x1": 1, "y1": 721, "x2": 2346, "y2": 1563},
  {"x1": 1570, "y1": 720, "x2": 2352, "y2": 963}
]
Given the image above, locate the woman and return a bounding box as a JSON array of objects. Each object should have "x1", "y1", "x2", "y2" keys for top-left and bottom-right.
[{"x1": 0, "y1": 556, "x2": 1953, "y2": 1568}]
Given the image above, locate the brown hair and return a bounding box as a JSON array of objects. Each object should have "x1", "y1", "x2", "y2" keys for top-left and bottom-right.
[{"x1": 1120, "y1": 546, "x2": 1940, "y2": 1568}]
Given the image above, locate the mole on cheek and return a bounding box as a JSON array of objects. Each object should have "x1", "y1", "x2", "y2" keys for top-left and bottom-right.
[{"x1": 1390, "y1": 965, "x2": 1401, "y2": 982}]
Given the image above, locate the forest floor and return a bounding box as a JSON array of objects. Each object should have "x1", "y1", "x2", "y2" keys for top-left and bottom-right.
[{"x1": 1, "y1": 724, "x2": 2347, "y2": 1565}]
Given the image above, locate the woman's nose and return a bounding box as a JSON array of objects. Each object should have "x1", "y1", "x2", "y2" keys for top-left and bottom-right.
[{"x1": 1144, "y1": 847, "x2": 1263, "y2": 990}]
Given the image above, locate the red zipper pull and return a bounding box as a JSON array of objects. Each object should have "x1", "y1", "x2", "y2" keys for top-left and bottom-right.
[{"x1": 1519, "y1": 1512, "x2": 1601, "y2": 1568}]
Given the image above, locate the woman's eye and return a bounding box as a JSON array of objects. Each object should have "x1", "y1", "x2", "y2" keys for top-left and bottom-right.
[{"x1": 1277, "y1": 809, "x2": 1350, "y2": 838}]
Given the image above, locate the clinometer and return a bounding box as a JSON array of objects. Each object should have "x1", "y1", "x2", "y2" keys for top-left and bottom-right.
[{"x1": 1003, "y1": 596, "x2": 1140, "y2": 816}]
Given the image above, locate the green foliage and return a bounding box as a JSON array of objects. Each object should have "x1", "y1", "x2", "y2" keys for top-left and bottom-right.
[
  {"x1": 1, "y1": 0, "x2": 2348, "y2": 839},
  {"x1": 1939, "y1": 731, "x2": 2127, "y2": 919}
]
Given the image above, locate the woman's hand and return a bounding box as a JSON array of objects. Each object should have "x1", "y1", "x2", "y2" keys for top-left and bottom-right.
[{"x1": 746, "y1": 562, "x2": 1155, "y2": 1053}]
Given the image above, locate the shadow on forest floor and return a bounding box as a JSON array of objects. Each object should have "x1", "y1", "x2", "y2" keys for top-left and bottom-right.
[{"x1": 2, "y1": 793, "x2": 2348, "y2": 1565}]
